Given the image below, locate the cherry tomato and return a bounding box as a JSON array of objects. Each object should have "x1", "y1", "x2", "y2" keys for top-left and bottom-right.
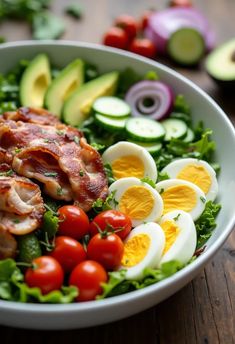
[
  {"x1": 140, "y1": 10, "x2": 154, "y2": 31},
  {"x1": 129, "y1": 38, "x2": 157, "y2": 58},
  {"x1": 169, "y1": 0, "x2": 192, "y2": 7},
  {"x1": 25, "y1": 256, "x2": 64, "y2": 295},
  {"x1": 69, "y1": 260, "x2": 108, "y2": 301},
  {"x1": 50, "y1": 236, "x2": 87, "y2": 273},
  {"x1": 89, "y1": 210, "x2": 132, "y2": 240},
  {"x1": 58, "y1": 205, "x2": 90, "y2": 240},
  {"x1": 115, "y1": 14, "x2": 139, "y2": 42},
  {"x1": 87, "y1": 233, "x2": 124, "y2": 270},
  {"x1": 103, "y1": 27, "x2": 128, "y2": 49}
]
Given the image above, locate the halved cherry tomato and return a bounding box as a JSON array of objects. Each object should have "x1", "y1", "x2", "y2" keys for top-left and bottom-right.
[
  {"x1": 129, "y1": 38, "x2": 157, "y2": 58},
  {"x1": 89, "y1": 210, "x2": 132, "y2": 240},
  {"x1": 115, "y1": 14, "x2": 138, "y2": 42},
  {"x1": 50, "y1": 236, "x2": 86, "y2": 273},
  {"x1": 58, "y1": 205, "x2": 90, "y2": 240},
  {"x1": 87, "y1": 233, "x2": 124, "y2": 270},
  {"x1": 69, "y1": 260, "x2": 108, "y2": 301},
  {"x1": 103, "y1": 27, "x2": 129, "y2": 49},
  {"x1": 25, "y1": 256, "x2": 64, "y2": 295}
]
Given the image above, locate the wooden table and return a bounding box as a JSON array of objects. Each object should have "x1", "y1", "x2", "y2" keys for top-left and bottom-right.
[{"x1": 1, "y1": 0, "x2": 234, "y2": 342}]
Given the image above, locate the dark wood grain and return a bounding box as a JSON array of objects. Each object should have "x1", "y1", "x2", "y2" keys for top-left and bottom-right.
[{"x1": 0, "y1": 0, "x2": 235, "y2": 342}]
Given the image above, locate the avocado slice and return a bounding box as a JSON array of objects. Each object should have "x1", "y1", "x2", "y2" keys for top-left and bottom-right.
[
  {"x1": 20, "y1": 54, "x2": 51, "y2": 108},
  {"x1": 62, "y1": 71, "x2": 119, "y2": 126},
  {"x1": 206, "y1": 38, "x2": 235, "y2": 87},
  {"x1": 44, "y1": 59, "x2": 84, "y2": 117}
]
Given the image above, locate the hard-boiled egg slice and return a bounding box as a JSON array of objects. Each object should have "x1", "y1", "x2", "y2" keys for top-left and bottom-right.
[
  {"x1": 120, "y1": 222, "x2": 165, "y2": 280},
  {"x1": 159, "y1": 210, "x2": 197, "y2": 266},
  {"x1": 162, "y1": 158, "x2": 218, "y2": 201},
  {"x1": 109, "y1": 177, "x2": 163, "y2": 226},
  {"x1": 102, "y1": 141, "x2": 158, "y2": 181},
  {"x1": 156, "y1": 179, "x2": 206, "y2": 221}
]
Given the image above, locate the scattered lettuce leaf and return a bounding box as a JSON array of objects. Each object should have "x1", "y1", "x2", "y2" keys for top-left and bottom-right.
[
  {"x1": 195, "y1": 201, "x2": 221, "y2": 248},
  {"x1": 140, "y1": 176, "x2": 156, "y2": 188},
  {"x1": 32, "y1": 11, "x2": 65, "y2": 40},
  {"x1": 157, "y1": 171, "x2": 170, "y2": 182},
  {"x1": 92, "y1": 191, "x2": 118, "y2": 214},
  {"x1": 65, "y1": 4, "x2": 83, "y2": 19},
  {"x1": 104, "y1": 163, "x2": 116, "y2": 185}
]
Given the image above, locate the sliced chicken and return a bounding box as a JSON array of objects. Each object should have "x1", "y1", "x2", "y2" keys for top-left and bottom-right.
[{"x1": 0, "y1": 228, "x2": 17, "y2": 259}]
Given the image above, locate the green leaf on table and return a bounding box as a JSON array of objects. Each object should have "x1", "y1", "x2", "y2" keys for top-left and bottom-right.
[
  {"x1": 65, "y1": 4, "x2": 83, "y2": 19},
  {"x1": 32, "y1": 11, "x2": 65, "y2": 40}
]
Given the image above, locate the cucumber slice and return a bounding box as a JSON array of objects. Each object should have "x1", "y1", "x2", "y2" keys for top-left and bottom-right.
[
  {"x1": 125, "y1": 117, "x2": 165, "y2": 142},
  {"x1": 94, "y1": 113, "x2": 127, "y2": 132},
  {"x1": 92, "y1": 96, "x2": 131, "y2": 118},
  {"x1": 167, "y1": 28, "x2": 205, "y2": 66},
  {"x1": 128, "y1": 140, "x2": 162, "y2": 157},
  {"x1": 161, "y1": 118, "x2": 187, "y2": 141},
  {"x1": 183, "y1": 128, "x2": 195, "y2": 143}
]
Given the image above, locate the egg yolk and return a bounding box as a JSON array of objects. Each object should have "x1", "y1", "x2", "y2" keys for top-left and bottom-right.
[
  {"x1": 111, "y1": 155, "x2": 145, "y2": 179},
  {"x1": 121, "y1": 234, "x2": 150, "y2": 267},
  {"x1": 161, "y1": 185, "x2": 197, "y2": 214},
  {"x1": 177, "y1": 164, "x2": 211, "y2": 194},
  {"x1": 119, "y1": 185, "x2": 154, "y2": 219},
  {"x1": 161, "y1": 220, "x2": 180, "y2": 254}
]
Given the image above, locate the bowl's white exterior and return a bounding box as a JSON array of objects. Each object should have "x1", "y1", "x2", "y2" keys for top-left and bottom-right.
[{"x1": 0, "y1": 41, "x2": 234, "y2": 330}]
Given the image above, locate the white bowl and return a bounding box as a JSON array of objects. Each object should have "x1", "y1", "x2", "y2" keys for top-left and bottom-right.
[{"x1": 0, "y1": 41, "x2": 235, "y2": 330}]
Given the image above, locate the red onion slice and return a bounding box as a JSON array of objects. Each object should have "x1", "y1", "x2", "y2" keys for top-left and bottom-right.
[
  {"x1": 145, "y1": 7, "x2": 215, "y2": 54},
  {"x1": 125, "y1": 80, "x2": 174, "y2": 120}
]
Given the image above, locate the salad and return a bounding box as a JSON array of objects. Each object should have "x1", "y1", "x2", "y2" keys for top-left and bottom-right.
[{"x1": 0, "y1": 54, "x2": 221, "y2": 303}]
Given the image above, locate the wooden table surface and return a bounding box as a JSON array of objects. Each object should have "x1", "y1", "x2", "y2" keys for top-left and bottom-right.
[{"x1": 1, "y1": 0, "x2": 235, "y2": 342}]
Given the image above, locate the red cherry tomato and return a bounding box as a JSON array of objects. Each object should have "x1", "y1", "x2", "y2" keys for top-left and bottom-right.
[
  {"x1": 89, "y1": 210, "x2": 132, "y2": 240},
  {"x1": 115, "y1": 14, "x2": 139, "y2": 42},
  {"x1": 129, "y1": 38, "x2": 157, "y2": 58},
  {"x1": 87, "y1": 233, "x2": 124, "y2": 270},
  {"x1": 140, "y1": 10, "x2": 154, "y2": 31},
  {"x1": 103, "y1": 27, "x2": 129, "y2": 49},
  {"x1": 169, "y1": 0, "x2": 192, "y2": 7},
  {"x1": 69, "y1": 260, "x2": 108, "y2": 301},
  {"x1": 50, "y1": 236, "x2": 87, "y2": 273},
  {"x1": 25, "y1": 256, "x2": 64, "y2": 295},
  {"x1": 58, "y1": 205, "x2": 90, "y2": 240}
]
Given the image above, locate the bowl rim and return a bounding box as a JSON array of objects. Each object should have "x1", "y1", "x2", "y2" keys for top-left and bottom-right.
[{"x1": 0, "y1": 40, "x2": 235, "y2": 313}]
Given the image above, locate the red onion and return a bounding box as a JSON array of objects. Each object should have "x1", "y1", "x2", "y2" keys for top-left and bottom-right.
[
  {"x1": 125, "y1": 80, "x2": 174, "y2": 120},
  {"x1": 145, "y1": 7, "x2": 215, "y2": 54}
]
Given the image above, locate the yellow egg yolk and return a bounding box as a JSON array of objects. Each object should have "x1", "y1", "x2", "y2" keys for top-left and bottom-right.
[
  {"x1": 161, "y1": 220, "x2": 180, "y2": 254},
  {"x1": 111, "y1": 155, "x2": 145, "y2": 179},
  {"x1": 177, "y1": 164, "x2": 211, "y2": 194},
  {"x1": 161, "y1": 185, "x2": 197, "y2": 214},
  {"x1": 119, "y1": 185, "x2": 154, "y2": 220},
  {"x1": 121, "y1": 234, "x2": 150, "y2": 267}
]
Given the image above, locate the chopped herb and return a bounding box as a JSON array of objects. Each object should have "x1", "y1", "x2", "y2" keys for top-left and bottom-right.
[
  {"x1": 56, "y1": 187, "x2": 63, "y2": 196},
  {"x1": 200, "y1": 196, "x2": 206, "y2": 203},
  {"x1": 92, "y1": 191, "x2": 118, "y2": 213},
  {"x1": 65, "y1": 4, "x2": 83, "y2": 19},
  {"x1": 90, "y1": 142, "x2": 105, "y2": 151},
  {"x1": 0, "y1": 169, "x2": 14, "y2": 177},
  {"x1": 13, "y1": 219, "x2": 20, "y2": 224},
  {"x1": 14, "y1": 147, "x2": 22, "y2": 154},
  {"x1": 140, "y1": 177, "x2": 156, "y2": 188},
  {"x1": 74, "y1": 136, "x2": 80, "y2": 144},
  {"x1": 173, "y1": 213, "x2": 181, "y2": 221},
  {"x1": 79, "y1": 170, "x2": 84, "y2": 176},
  {"x1": 56, "y1": 130, "x2": 65, "y2": 136},
  {"x1": 44, "y1": 172, "x2": 58, "y2": 177}
]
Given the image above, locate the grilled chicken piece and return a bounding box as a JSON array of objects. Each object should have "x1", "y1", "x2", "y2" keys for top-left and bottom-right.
[
  {"x1": 0, "y1": 228, "x2": 17, "y2": 259},
  {"x1": 0, "y1": 173, "x2": 44, "y2": 235},
  {"x1": 0, "y1": 108, "x2": 108, "y2": 211}
]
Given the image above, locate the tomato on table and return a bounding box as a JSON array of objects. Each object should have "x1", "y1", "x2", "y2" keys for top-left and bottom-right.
[
  {"x1": 50, "y1": 236, "x2": 87, "y2": 273},
  {"x1": 25, "y1": 256, "x2": 64, "y2": 295},
  {"x1": 129, "y1": 38, "x2": 157, "y2": 58},
  {"x1": 89, "y1": 210, "x2": 132, "y2": 240},
  {"x1": 58, "y1": 205, "x2": 90, "y2": 240},
  {"x1": 140, "y1": 10, "x2": 154, "y2": 31},
  {"x1": 103, "y1": 27, "x2": 129, "y2": 49},
  {"x1": 87, "y1": 232, "x2": 124, "y2": 270},
  {"x1": 115, "y1": 14, "x2": 138, "y2": 42},
  {"x1": 69, "y1": 260, "x2": 108, "y2": 301}
]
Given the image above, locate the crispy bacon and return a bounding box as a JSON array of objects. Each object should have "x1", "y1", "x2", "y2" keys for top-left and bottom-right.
[
  {"x1": 3, "y1": 107, "x2": 60, "y2": 125},
  {"x1": 0, "y1": 107, "x2": 108, "y2": 211}
]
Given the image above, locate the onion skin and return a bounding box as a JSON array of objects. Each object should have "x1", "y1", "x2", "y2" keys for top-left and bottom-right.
[
  {"x1": 145, "y1": 7, "x2": 215, "y2": 54},
  {"x1": 125, "y1": 80, "x2": 174, "y2": 120}
]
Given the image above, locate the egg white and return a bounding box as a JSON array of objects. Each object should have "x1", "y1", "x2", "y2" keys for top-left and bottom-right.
[
  {"x1": 159, "y1": 210, "x2": 197, "y2": 266},
  {"x1": 109, "y1": 177, "x2": 163, "y2": 226},
  {"x1": 120, "y1": 222, "x2": 165, "y2": 280},
  {"x1": 156, "y1": 179, "x2": 206, "y2": 221},
  {"x1": 102, "y1": 141, "x2": 158, "y2": 181},
  {"x1": 162, "y1": 158, "x2": 218, "y2": 201}
]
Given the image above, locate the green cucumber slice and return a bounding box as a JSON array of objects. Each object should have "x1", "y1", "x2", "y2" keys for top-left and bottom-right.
[
  {"x1": 94, "y1": 113, "x2": 127, "y2": 132},
  {"x1": 183, "y1": 128, "x2": 195, "y2": 142},
  {"x1": 125, "y1": 117, "x2": 165, "y2": 142},
  {"x1": 161, "y1": 118, "x2": 188, "y2": 141},
  {"x1": 92, "y1": 96, "x2": 131, "y2": 118},
  {"x1": 167, "y1": 28, "x2": 205, "y2": 66},
  {"x1": 128, "y1": 140, "x2": 162, "y2": 156}
]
